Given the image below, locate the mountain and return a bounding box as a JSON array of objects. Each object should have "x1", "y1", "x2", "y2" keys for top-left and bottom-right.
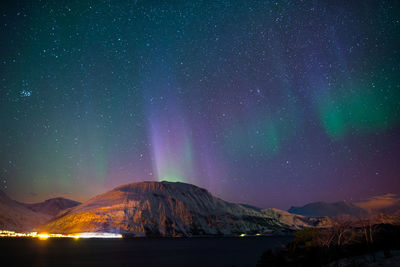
[
  {"x1": 262, "y1": 208, "x2": 333, "y2": 229},
  {"x1": 42, "y1": 181, "x2": 323, "y2": 237},
  {"x1": 0, "y1": 190, "x2": 51, "y2": 231},
  {"x1": 288, "y1": 201, "x2": 368, "y2": 218},
  {"x1": 21, "y1": 198, "x2": 81, "y2": 216}
]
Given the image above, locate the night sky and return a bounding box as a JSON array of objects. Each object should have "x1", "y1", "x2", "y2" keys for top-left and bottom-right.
[{"x1": 1, "y1": 1, "x2": 399, "y2": 209}]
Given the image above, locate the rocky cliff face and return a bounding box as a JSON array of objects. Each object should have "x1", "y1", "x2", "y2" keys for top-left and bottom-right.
[
  {"x1": 0, "y1": 190, "x2": 51, "y2": 231},
  {"x1": 42, "y1": 181, "x2": 317, "y2": 236}
]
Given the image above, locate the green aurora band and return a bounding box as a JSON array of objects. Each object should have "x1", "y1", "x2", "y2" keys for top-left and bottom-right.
[{"x1": 318, "y1": 74, "x2": 400, "y2": 139}]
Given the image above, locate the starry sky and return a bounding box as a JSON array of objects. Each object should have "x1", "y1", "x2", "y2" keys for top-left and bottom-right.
[{"x1": 1, "y1": 0, "x2": 399, "y2": 209}]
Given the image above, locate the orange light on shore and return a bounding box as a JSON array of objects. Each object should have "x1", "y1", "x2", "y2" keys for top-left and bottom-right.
[
  {"x1": 37, "y1": 233, "x2": 49, "y2": 240},
  {"x1": 0, "y1": 230, "x2": 122, "y2": 239}
]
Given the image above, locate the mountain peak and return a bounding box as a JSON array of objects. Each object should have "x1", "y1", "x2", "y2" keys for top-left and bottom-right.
[{"x1": 113, "y1": 180, "x2": 207, "y2": 193}]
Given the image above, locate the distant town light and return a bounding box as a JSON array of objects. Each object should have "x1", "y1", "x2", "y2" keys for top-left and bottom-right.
[{"x1": 0, "y1": 230, "x2": 122, "y2": 239}]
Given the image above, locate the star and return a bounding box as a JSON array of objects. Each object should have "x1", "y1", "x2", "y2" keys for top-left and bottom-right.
[{"x1": 20, "y1": 90, "x2": 31, "y2": 97}]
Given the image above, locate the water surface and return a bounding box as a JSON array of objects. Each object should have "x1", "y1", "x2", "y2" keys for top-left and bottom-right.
[{"x1": 0, "y1": 236, "x2": 293, "y2": 266}]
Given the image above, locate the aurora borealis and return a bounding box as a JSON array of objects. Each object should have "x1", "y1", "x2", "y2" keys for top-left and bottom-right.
[{"x1": 0, "y1": 1, "x2": 399, "y2": 209}]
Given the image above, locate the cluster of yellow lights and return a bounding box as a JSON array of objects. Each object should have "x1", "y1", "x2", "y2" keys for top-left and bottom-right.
[
  {"x1": 239, "y1": 233, "x2": 263, "y2": 237},
  {"x1": 0, "y1": 230, "x2": 122, "y2": 240}
]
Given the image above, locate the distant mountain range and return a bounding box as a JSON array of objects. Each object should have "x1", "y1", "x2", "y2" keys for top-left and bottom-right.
[
  {"x1": 0, "y1": 191, "x2": 80, "y2": 231},
  {"x1": 288, "y1": 201, "x2": 367, "y2": 218},
  {"x1": 0, "y1": 190, "x2": 50, "y2": 231},
  {"x1": 20, "y1": 198, "x2": 81, "y2": 216},
  {"x1": 0, "y1": 182, "x2": 399, "y2": 236},
  {"x1": 288, "y1": 194, "x2": 400, "y2": 218}
]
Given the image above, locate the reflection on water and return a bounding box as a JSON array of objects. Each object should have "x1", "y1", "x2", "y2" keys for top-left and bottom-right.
[{"x1": 0, "y1": 236, "x2": 292, "y2": 267}]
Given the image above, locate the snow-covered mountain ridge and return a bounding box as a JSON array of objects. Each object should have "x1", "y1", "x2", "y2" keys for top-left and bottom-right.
[
  {"x1": 41, "y1": 181, "x2": 328, "y2": 236},
  {"x1": 2, "y1": 182, "x2": 397, "y2": 236}
]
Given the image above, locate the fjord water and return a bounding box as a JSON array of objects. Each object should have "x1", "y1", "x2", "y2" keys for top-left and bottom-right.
[{"x1": 0, "y1": 236, "x2": 292, "y2": 266}]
